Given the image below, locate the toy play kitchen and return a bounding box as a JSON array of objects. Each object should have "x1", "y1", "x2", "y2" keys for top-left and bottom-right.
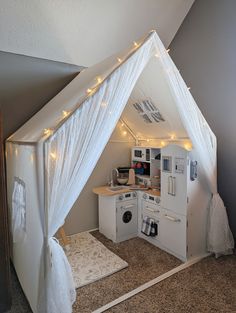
[{"x1": 93, "y1": 144, "x2": 209, "y2": 262}]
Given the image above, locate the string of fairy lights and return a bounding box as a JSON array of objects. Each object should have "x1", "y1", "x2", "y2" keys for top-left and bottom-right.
[{"x1": 41, "y1": 32, "x2": 192, "y2": 161}]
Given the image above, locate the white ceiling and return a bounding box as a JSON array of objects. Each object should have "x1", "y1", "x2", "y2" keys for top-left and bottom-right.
[{"x1": 0, "y1": 0, "x2": 194, "y2": 66}]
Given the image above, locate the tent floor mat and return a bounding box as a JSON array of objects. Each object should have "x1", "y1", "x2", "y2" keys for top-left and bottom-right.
[
  {"x1": 72, "y1": 230, "x2": 181, "y2": 312},
  {"x1": 66, "y1": 232, "x2": 128, "y2": 288}
]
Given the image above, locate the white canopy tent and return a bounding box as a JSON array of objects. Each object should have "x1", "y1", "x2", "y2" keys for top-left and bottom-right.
[{"x1": 6, "y1": 31, "x2": 234, "y2": 313}]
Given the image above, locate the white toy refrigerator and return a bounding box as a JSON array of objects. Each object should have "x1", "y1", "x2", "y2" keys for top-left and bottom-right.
[{"x1": 160, "y1": 144, "x2": 210, "y2": 261}]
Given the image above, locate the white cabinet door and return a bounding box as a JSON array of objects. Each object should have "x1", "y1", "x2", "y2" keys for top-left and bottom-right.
[{"x1": 161, "y1": 208, "x2": 187, "y2": 260}]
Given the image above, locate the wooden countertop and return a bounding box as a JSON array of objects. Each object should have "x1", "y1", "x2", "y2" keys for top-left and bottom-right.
[
  {"x1": 93, "y1": 186, "x2": 161, "y2": 197},
  {"x1": 93, "y1": 186, "x2": 131, "y2": 196},
  {"x1": 145, "y1": 189, "x2": 161, "y2": 197}
]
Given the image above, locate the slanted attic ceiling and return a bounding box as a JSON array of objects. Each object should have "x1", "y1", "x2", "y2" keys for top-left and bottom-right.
[{"x1": 0, "y1": 0, "x2": 195, "y2": 66}]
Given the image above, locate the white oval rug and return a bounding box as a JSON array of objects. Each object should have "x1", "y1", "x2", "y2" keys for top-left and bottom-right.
[{"x1": 65, "y1": 232, "x2": 128, "y2": 288}]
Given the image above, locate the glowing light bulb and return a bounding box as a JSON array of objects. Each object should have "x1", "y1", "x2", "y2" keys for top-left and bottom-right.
[
  {"x1": 117, "y1": 58, "x2": 122, "y2": 63},
  {"x1": 170, "y1": 134, "x2": 176, "y2": 140},
  {"x1": 87, "y1": 88, "x2": 92, "y2": 94},
  {"x1": 161, "y1": 141, "x2": 165, "y2": 147},
  {"x1": 96, "y1": 77, "x2": 102, "y2": 84},
  {"x1": 147, "y1": 139, "x2": 150, "y2": 142},
  {"x1": 62, "y1": 110, "x2": 70, "y2": 118},
  {"x1": 133, "y1": 41, "x2": 139, "y2": 48},
  {"x1": 184, "y1": 143, "x2": 191, "y2": 151},
  {"x1": 121, "y1": 122, "x2": 124, "y2": 127},
  {"x1": 44, "y1": 128, "x2": 52, "y2": 136},
  {"x1": 123, "y1": 131, "x2": 127, "y2": 136},
  {"x1": 50, "y1": 152, "x2": 57, "y2": 160}
]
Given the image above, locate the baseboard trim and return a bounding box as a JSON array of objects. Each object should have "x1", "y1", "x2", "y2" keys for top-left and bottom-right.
[
  {"x1": 86, "y1": 227, "x2": 99, "y2": 233},
  {"x1": 66, "y1": 228, "x2": 99, "y2": 237},
  {"x1": 92, "y1": 253, "x2": 210, "y2": 313}
]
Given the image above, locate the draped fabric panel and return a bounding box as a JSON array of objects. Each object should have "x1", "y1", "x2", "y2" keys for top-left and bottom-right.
[
  {"x1": 39, "y1": 39, "x2": 155, "y2": 313},
  {"x1": 152, "y1": 34, "x2": 234, "y2": 255},
  {"x1": 38, "y1": 31, "x2": 234, "y2": 313}
]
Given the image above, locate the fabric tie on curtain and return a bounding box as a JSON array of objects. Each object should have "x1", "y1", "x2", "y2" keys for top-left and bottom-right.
[
  {"x1": 38, "y1": 237, "x2": 76, "y2": 313},
  {"x1": 207, "y1": 193, "x2": 234, "y2": 256}
]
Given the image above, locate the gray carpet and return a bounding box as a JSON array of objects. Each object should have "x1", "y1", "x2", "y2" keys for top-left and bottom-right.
[
  {"x1": 7, "y1": 232, "x2": 236, "y2": 313},
  {"x1": 73, "y1": 231, "x2": 181, "y2": 312},
  {"x1": 106, "y1": 254, "x2": 236, "y2": 313},
  {"x1": 6, "y1": 266, "x2": 32, "y2": 313}
]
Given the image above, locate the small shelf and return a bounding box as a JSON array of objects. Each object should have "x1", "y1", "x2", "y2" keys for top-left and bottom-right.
[
  {"x1": 133, "y1": 159, "x2": 150, "y2": 163},
  {"x1": 132, "y1": 147, "x2": 161, "y2": 182}
]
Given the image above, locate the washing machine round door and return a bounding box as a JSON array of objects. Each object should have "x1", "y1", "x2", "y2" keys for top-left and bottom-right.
[
  {"x1": 122, "y1": 211, "x2": 132, "y2": 223},
  {"x1": 116, "y1": 200, "x2": 138, "y2": 242}
]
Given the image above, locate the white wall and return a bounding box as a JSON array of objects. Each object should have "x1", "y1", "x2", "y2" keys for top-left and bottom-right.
[{"x1": 0, "y1": 0, "x2": 194, "y2": 66}]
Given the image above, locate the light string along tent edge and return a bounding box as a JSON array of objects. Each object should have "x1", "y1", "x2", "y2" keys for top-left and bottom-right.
[
  {"x1": 42, "y1": 30, "x2": 192, "y2": 151},
  {"x1": 41, "y1": 30, "x2": 156, "y2": 149}
]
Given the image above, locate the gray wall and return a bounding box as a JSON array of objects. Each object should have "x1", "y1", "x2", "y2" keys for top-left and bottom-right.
[
  {"x1": 0, "y1": 51, "x2": 82, "y2": 139},
  {"x1": 170, "y1": 0, "x2": 236, "y2": 239}
]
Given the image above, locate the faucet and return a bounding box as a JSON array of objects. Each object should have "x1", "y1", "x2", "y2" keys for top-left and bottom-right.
[{"x1": 111, "y1": 168, "x2": 119, "y2": 187}]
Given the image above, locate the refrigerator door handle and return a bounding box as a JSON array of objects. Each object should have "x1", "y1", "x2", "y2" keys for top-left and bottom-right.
[
  {"x1": 145, "y1": 206, "x2": 160, "y2": 213},
  {"x1": 172, "y1": 176, "x2": 176, "y2": 196},
  {"x1": 168, "y1": 176, "x2": 176, "y2": 196},
  {"x1": 164, "y1": 214, "x2": 181, "y2": 222},
  {"x1": 168, "y1": 176, "x2": 173, "y2": 195}
]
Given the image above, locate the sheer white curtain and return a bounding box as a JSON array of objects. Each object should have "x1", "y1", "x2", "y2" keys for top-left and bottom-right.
[
  {"x1": 39, "y1": 39, "x2": 154, "y2": 313},
  {"x1": 38, "y1": 31, "x2": 234, "y2": 313},
  {"x1": 152, "y1": 33, "x2": 234, "y2": 256}
]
